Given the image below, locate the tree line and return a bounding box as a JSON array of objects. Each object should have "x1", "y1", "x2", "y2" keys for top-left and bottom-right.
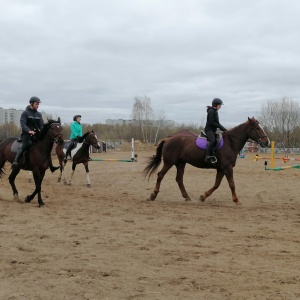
[{"x1": 1, "y1": 96, "x2": 300, "y2": 147}]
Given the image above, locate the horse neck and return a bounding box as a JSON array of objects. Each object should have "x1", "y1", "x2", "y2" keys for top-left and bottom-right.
[
  {"x1": 80, "y1": 140, "x2": 91, "y2": 152},
  {"x1": 36, "y1": 131, "x2": 55, "y2": 156},
  {"x1": 226, "y1": 123, "x2": 249, "y2": 153}
]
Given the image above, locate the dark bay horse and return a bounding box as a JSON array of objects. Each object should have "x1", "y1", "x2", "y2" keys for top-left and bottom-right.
[
  {"x1": 143, "y1": 117, "x2": 270, "y2": 204},
  {"x1": 0, "y1": 118, "x2": 64, "y2": 207},
  {"x1": 65, "y1": 130, "x2": 100, "y2": 187}
]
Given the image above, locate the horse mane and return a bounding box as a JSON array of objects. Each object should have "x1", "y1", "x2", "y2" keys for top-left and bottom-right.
[{"x1": 78, "y1": 131, "x2": 89, "y2": 143}]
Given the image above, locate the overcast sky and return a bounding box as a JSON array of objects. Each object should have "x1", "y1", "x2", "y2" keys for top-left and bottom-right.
[{"x1": 1, "y1": 0, "x2": 300, "y2": 127}]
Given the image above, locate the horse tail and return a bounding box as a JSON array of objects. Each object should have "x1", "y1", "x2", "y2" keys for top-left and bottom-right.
[{"x1": 143, "y1": 139, "x2": 166, "y2": 179}]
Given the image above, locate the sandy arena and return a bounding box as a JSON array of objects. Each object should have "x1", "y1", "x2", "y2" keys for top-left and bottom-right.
[{"x1": 0, "y1": 150, "x2": 299, "y2": 299}]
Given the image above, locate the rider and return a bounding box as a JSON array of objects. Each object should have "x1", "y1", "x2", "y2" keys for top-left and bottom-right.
[
  {"x1": 12, "y1": 96, "x2": 59, "y2": 172},
  {"x1": 65, "y1": 115, "x2": 83, "y2": 160},
  {"x1": 204, "y1": 98, "x2": 227, "y2": 163}
]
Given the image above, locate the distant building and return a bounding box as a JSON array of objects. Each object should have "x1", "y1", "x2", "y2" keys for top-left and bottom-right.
[
  {"x1": 105, "y1": 119, "x2": 175, "y2": 127},
  {"x1": 0, "y1": 107, "x2": 49, "y2": 127}
]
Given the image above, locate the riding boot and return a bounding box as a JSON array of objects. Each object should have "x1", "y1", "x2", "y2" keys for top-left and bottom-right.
[
  {"x1": 49, "y1": 156, "x2": 60, "y2": 173},
  {"x1": 65, "y1": 149, "x2": 71, "y2": 160},
  {"x1": 205, "y1": 142, "x2": 217, "y2": 163},
  {"x1": 65, "y1": 142, "x2": 74, "y2": 160},
  {"x1": 12, "y1": 148, "x2": 23, "y2": 169}
]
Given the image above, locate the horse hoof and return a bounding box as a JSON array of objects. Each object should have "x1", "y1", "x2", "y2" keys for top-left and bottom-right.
[
  {"x1": 185, "y1": 197, "x2": 191, "y2": 202},
  {"x1": 39, "y1": 202, "x2": 45, "y2": 207},
  {"x1": 199, "y1": 195, "x2": 205, "y2": 202},
  {"x1": 57, "y1": 179, "x2": 61, "y2": 183},
  {"x1": 13, "y1": 193, "x2": 19, "y2": 200},
  {"x1": 87, "y1": 184, "x2": 91, "y2": 188},
  {"x1": 150, "y1": 193, "x2": 156, "y2": 201},
  {"x1": 25, "y1": 196, "x2": 31, "y2": 203}
]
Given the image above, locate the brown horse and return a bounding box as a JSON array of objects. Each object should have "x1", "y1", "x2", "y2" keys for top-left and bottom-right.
[
  {"x1": 55, "y1": 139, "x2": 67, "y2": 184},
  {"x1": 143, "y1": 117, "x2": 270, "y2": 204},
  {"x1": 0, "y1": 118, "x2": 64, "y2": 207},
  {"x1": 66, "y1": 130, "x2": 101, "y2": 187}
]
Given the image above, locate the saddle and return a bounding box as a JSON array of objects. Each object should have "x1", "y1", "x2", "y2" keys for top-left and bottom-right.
[{"x1": 196, "y1": 132, "x2": 224, "y2": 150}]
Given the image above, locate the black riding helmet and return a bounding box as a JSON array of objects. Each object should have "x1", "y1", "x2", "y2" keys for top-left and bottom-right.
[
  {"x1": 212, "y1": 98, "x2": 223, "y2": 107},
  {"x1": 73, "y1": 115, "x2": 81, "y2": 121},
  {"x1": 29, "y1": 96, "x2": 41, "y2": 104}
]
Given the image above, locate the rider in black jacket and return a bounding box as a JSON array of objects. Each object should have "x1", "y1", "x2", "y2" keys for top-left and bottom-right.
[
  {"x1": 12, "y1": 96, "x2": 59, "y2": 172},
  {"x1": 204, "y1": 98, "x2": 227, "y2": 163}
]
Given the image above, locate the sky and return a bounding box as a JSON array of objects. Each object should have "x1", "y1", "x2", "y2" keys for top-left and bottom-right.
[{"x1": 1, "y1": 0, "x2": 300, "y2": 128}]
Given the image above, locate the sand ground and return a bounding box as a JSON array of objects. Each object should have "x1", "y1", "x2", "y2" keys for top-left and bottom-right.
[{"x1": 0, "y1": 150, "x2": 299, "y2": 300}]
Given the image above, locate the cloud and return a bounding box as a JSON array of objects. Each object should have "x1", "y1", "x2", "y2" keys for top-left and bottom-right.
[{"x1": 0, "y1": 0, "x2": 300, "y2": 128}]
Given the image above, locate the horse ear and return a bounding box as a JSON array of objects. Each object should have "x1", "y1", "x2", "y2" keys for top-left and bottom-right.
[
  {"x1": 92, "y1": 129, "x2": 94, "y2": 133},
  {"x1": 58, "y1": 117, "x2": 61, "y2": 123}
]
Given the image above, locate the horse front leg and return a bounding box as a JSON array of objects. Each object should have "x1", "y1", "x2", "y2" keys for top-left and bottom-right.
[
  {"x1": 25, "y1": 170, "x2": 45, "y2": 207},
  {"x1": 200, "y1": 169, "x2": 224, "y2": 202},
  {"x1": 224, "y1": 167, "x2": 240, "y2": 204},
  {"x1": 84, "y1": 162, "x2": 91, "y2": 188},
  {"x1": 149, "y1": 163, "x2": 172, "y2": 201},
  {"x1": 8, "y1": 168, "x2": 21, "y2": 200},
  {"x1": 175, "y1": 162, "x2": 191, "y2": 201},
  {"x1": 67, "y1": 163, "x2": 76, "y2": 186}
]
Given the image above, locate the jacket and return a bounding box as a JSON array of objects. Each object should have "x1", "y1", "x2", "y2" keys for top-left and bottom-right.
[
  {"x1": 20, "y1": 105, "x2": 44, "y2": 134},
  {"x1": 204, "y1": 106, "x2": 227, "y2": 133},
  {"x1": 69, "y1": 121, "x2": 83, "y2": 139}
]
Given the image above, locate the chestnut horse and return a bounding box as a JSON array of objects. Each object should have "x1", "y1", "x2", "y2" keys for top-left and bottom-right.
[
  {"x1": 0, "y1": 118, "x2": 64, "y2": 207},
  {"x1": 143, "y1": 117, "x2": 270, "y2": 204}
]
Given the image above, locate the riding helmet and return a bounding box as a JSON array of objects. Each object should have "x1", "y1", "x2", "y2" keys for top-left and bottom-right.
[
  {"x1": 73, "y1": 115, "x2": 82, "y2": 121},
  {"x1": 29, "y1": 96, "x2": 41, "y2": 104},
  {"x1": 212, "y1": 98, "x2": 223, "y2": 107}
]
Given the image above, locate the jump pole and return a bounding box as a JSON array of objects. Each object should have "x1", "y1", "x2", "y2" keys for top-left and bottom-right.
[
  {"x1": 91, "y1": 138, "x2": 137, "y2": 162},
  {"x1": 264, "y1": 141, "x2": 300, "y2": 170},
  {"x1": 271, "y1": 141, "x2": 275, "y2": 169}
]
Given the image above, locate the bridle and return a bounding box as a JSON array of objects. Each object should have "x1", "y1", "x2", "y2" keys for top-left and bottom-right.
[
  {"x1": 84, "y1": 132, "x2": 99, "y2": 148},
  {"x1": 225, "y1": 123, "x2": 267, "y2": 144},
  {"x1": 249, "y1": 124, "x2": 268, "y2": 145},
  {"x1": 49, "y1": 122, "x2": 63, "y2": 143}
]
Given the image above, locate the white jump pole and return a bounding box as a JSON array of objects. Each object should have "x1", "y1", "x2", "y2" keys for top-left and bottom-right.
[{"x1": 131, "y1": 138, "x2": 134, "y2": 161}]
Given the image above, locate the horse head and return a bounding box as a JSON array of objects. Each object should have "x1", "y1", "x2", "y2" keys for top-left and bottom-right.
[
  {"x1": 39, "y1": 117, "x2": 64, "y2": 144},
  {"x1": 82, "y1": 130, "x2": 101, "y2": 149},
  {"x1": 247, "y1": 117, "x2": 270, "y2": 148}
]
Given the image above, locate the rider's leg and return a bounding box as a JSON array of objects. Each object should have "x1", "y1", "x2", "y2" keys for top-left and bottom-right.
[
  {"x1": 65, "y1": 140, "x2": 74, "y2": 159},
  {"x1": 12, "y1": 134, "x2": 30, "y2": 169},
  {"x1": 205, "y1": 131, "x2": 216, "y2": 163}
]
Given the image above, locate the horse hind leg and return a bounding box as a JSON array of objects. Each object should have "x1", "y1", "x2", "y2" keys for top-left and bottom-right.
[
  {"x1": 175, "y1": 162, "x2": 191, "y2": 201},
  {"x1": 149, "y1": 163, "x2": 172, "y2": 201},
  {"x1": 200, "y1": 169, "x2": 224, "y2": 202},
  {"x1": 9, "y1": 169, "x2": 21, "y2": 200}
]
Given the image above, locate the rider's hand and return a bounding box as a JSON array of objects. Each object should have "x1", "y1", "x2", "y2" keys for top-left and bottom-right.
[{"x1": 28, "y1": 130, "x2": 36, "y2": 135}]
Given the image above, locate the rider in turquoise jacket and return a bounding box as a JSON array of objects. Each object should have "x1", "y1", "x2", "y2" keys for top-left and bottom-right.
[{"x1": 65, "y1": 115, "x2": 83, "y2": 159}]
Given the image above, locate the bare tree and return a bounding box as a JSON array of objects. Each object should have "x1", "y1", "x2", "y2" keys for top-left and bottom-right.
[
  {"x1": 131, "y1": 95, "x2": 153, "y2": 143},
  {"x1": 259, "y1": 97, "x2": 300, "y2": 147},
  {"x1": 154, "y1": 109, "x2": 166, "y2": 144}
]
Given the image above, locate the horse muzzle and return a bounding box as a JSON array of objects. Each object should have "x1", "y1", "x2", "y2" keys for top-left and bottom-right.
[{"x1": 258, "y1": 137, "x2": 270, "y2": 148}]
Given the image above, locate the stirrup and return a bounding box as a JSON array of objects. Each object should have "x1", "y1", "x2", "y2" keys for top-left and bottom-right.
[{"x1": 205, "y1": 156, "x2": 217, "y2": 164}]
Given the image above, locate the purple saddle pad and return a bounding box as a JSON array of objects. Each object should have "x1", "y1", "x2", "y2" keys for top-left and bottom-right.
[{"x1": 196, "y1": 136, "x2": 224, "y2": 150}]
